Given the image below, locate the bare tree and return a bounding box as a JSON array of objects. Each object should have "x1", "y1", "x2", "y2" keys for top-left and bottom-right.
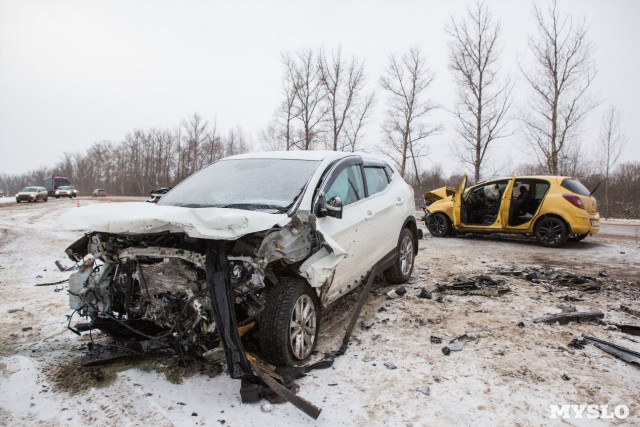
[
  {"x1": 597, "y1": 106, "x2": 627, "y2": 217},
  {"x1": 344, "y1": 92, "x2": 375, "y2": 152},
  {"x1": 447, "y1": 1, "x2": 512, "y2": 182},
  {"x1": 318, "y1": 47, "x2": 375, "y2": 151},
  {"x1": 292, "y1": 49, "x2": 327, "y2": 150},
  {"x1": 380, "y1": 47, "x2": 441, "y2": 181},
  {"x1": 520, "y1": 0, "x2": 597, "y2": 175},
  {"x1": 270, "y1": 53, "x2": 302, "y2": 150}
]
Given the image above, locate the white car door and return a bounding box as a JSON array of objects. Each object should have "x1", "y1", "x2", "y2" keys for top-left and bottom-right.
[{"x1": 314, "y1": 158, "x2": 379, "y2": 303}]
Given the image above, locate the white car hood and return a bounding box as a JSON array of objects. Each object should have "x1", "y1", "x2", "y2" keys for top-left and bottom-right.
[{"x1": 60, "y1": 202, "x2": 291, "y2": 240}]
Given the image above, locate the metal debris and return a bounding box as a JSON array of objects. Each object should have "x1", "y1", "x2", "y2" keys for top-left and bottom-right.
[
  {"x1": 584, "y1": 335, "x2": 640, "y2": 367},
  {"x1": 384, "y1": 362, "x2": 397, "y2": 370},
  {"x1": 561, "y1": 374, "x2": 571, "y2": 381},
  {"x1": 430, "y1": 336, "x2": 442, "y2": 344},
  {"x1": 533, "y1": 310, "x2": 604, "y2": 325},
  {"x1": 437, "y1": 276, "x2": 510, "y2": 297}
]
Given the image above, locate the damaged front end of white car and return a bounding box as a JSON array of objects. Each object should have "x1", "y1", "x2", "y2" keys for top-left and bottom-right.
[
  {"x1": 64, "y1": 209, "x2": 326, "y2": 375},
  {"x1": 60, "y1": 153, "x2": 418, "y2": 415}
]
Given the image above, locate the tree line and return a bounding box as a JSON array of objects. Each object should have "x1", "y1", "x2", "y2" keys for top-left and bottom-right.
[
  {"x1": 0, "y1": 114, "x2": 249, "y2": 198},
  {"x1": 0, "y1": 1, "x2": 634, "y2": 217}
]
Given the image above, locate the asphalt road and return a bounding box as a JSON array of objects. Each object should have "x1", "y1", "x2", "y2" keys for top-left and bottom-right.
[{"x1": 598, "y1": 220, "x2": 640, "y2": 239}]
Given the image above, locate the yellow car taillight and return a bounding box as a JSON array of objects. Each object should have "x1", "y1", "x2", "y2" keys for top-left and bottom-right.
[{"x1": 562, "y1": 194, "x2": 585, "y2": 210}]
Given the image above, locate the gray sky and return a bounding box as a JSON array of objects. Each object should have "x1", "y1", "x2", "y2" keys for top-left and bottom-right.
[{"x1": 1, "y1": 0, "x2": 638, "y2": 176}]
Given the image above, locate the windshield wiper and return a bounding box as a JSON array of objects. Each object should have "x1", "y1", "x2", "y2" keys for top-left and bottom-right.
[{"x1": 219, "y1": 203, "x2": 288, "y2": 213}]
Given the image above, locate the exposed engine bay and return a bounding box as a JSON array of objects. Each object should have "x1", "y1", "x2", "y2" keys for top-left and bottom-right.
[{"x1": 65, "y1": 214, "x2": 321, "y2": 371}]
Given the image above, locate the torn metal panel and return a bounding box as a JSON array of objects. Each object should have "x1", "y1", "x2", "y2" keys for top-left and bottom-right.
[
  {"x1": 256, "y1": 215, "x2": 315, "y2": 266},
  {"x1": 298, "y1": 247, "x2": 344, "y2": 289}
]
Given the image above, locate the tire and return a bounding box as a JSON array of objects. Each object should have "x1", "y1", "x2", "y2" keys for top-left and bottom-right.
[
  {"x1": 56, "y1": 196, "x2": 60, "y2": 199},
  {"x1": 16, "y1": 199, "x2": 20, "y2": 203},
  {"x1": 427, "y1": 213, "x2": 451, "y2": 237},
  {"x1": 384, "y1": 228, "x2": 416, "y2": 284},
  {"x1": 44, "y1": 197, "x2": 48, "y2": 202},
  {"x1": 535, "y1": 216, "x2": 569, "y2": 248},
  {"x1": 259, "y1": 278, "x2": 320, "y2": 366}
]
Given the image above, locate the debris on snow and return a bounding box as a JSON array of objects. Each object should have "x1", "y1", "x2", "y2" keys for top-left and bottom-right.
[
  {"x1": 584, "y1": 335, "x2": 640, "y2": 367},
  {"x1": 387, "y1": 287, "x2": 407, "y2": 299},
  {"x1": 533, "y1": 310, "x2": 604, "y2": 325}
]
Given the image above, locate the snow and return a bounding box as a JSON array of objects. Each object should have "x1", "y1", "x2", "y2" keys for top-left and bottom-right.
[{"x1": 1, "y1": 200, "x2": 639, "y2": 425}]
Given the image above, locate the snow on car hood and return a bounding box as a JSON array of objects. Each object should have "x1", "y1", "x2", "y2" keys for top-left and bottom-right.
[{"x1": 59, "y1": 202, "x2": 291, "y2": 240}]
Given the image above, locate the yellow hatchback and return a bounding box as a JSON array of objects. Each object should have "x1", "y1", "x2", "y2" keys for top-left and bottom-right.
[{"x1": 424, "y1": 175, "x2": 600, "y2": 247}]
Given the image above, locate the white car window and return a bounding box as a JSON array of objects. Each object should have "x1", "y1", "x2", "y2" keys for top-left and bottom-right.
[
  {"x1": 325, "y1": 165, "x2": 364, "y2": 206},
  {"x1": 364, "y1": 167, "x2": 390, "y2": 196}
]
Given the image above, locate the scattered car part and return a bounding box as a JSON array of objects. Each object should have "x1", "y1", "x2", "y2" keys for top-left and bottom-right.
[
  {"x1": 612, "y1": 324, "x2": 640, "y2": 337},
  {"x1": 418, "y1": 288, "x2": 433, "y2": 299},
  {"x1": 387, "y1": 286, "x2": 407, "y2": 299},
  {"x1": 533, "y1": 310, "x2": 605, "y2": 325},
  {"x1": 437, "y1": 275, "x2": 510, "y2": 297},
  {"x1": 584, "y1": 335, "x2": 640, "y2": 367},
  {"x1": 447, "y1": 334, "x2": 477, "y2": 351},
  {"x1": 568, "y1": 338, "x2": 588, "y2": 349}
]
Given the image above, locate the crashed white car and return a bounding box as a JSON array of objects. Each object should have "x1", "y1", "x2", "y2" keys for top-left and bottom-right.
[{"x1": 61, "y1": 151, "x2": 419, "y2": 375}]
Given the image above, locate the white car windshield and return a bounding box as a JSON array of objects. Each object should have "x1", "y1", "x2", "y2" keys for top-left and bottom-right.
[{"x1": 158, "y1": 158, "x2": 321, "y2": 211}]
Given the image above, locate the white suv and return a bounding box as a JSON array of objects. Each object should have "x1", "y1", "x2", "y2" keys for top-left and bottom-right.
[{"x1": 62, "y1": 151, "x2": 419, "y2": 371}]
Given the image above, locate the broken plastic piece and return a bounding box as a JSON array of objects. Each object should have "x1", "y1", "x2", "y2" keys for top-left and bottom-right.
[
  {"x1": 418, "y1": 288, "x2": 433, "y2": 299},
  {"x1": 387, "y1": 286, "x2": 407, "y2": 299},
  {"x1": 584, "y1": 335, "x2": 640, "y2": 367},
  {"x1": 533, "y1": 310, "x2": 604, "y2": 325}
]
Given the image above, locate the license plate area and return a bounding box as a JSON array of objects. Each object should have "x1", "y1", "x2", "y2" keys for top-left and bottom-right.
[{"x1": 590, "y1": 219, "x2": 598, "y2": 227}]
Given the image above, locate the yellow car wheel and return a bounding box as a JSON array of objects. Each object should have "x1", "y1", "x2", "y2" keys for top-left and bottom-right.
[
  {"x1": 535, "y1": 216, "x2": 568, "y2": 248},
  {"x1": 427, "y1": 213, "x2": 451, "y2": 237}
]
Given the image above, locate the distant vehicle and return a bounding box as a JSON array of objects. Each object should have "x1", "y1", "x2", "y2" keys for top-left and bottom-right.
[
  {"x1": 16, "y1": 186, "x2": 48, "y2": 203},
  {"x1": 0, "y1": 190, "x2": 5, "y2": 197},
  {"x1": 92, "y1": 189, "x2": 107, "y2": 197},
  {"x1": 69, "y1": 186, "x2": 78, "y2": 198},
  {"x1": 55, "y1": 186, "x2": 74, "y2": 198},
  {"x1": 146, "y1": 187, "x2": 171, "y2": 203},
  {"x1": 43, "y1": 176, "x2": 71, "y2": 196},
  {"x1": 424, "y1": 175, "x2": 600, "y2": 247}
]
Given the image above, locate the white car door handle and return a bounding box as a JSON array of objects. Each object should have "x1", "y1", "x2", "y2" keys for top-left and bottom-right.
[{"x1": 395, "y1": 197, "x2": 403, "y2": 205}]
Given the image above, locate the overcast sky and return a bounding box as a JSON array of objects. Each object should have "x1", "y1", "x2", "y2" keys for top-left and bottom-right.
[{"x1": 0, "y1": 0, "x2": 638, "y2": 176}]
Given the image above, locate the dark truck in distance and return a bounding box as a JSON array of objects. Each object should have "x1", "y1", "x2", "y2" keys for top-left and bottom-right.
[{"x1": 43, "y1": 175, "x2": 71, "y2": 196}]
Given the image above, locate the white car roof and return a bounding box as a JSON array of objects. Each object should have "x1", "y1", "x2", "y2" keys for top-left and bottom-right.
[{"x1": 223, "y1": 150, "x2": 391, "y2": 165}]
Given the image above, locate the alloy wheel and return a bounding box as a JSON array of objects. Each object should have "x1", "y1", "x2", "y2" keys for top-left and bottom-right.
[{"x1": 289, "y1": 294, "x2": 317, "y2": 360}]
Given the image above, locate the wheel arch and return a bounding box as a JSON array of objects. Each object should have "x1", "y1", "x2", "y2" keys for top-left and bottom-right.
[
  {"x1": 534, "y1": 213, "x2": 572, "y2": 234},
  {"x1": 401, "y1": 216, "x2": 419, "y2": 255}
]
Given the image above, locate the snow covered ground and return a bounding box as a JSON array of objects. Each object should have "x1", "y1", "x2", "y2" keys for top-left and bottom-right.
[{"x1": 0, "y1": 199, "x2": 639, "y2": 425}]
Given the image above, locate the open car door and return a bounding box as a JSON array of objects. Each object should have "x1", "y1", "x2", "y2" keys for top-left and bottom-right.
[
  {"x1": 452, "y1": 174, "x2": 467, "y2": 226},
  {"x1": 499, "y1": 177, "x2": 516, "y2": 227}
]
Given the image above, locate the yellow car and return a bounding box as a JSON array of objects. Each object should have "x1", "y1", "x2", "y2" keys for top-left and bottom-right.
[{"x1": 424, "y1": 175, "x2": 600, "y2": 247}]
